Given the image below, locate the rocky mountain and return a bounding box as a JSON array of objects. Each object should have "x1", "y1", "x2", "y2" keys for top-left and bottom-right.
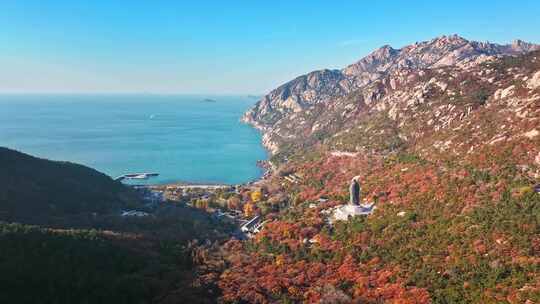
[
  {"x1": 243, "y1": 35, "x2": 540, "y2": 158},
  {"x1": 222, "y1": 35, "x2": 540, "y2": 303}
]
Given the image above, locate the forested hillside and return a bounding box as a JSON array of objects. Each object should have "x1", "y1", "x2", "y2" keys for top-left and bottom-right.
[
  {"x1": 0, "y1": 148, "x2": 234, "y2": 303},
  {"x1": 0, "y1": 147, "x2": 141, "y2": 222},
  {"x1": 0, "y1": 221, "x2": 228, "y2": 304},
  {"x1": 215, "y1": 37, "x2": 540, "y2": 303}
]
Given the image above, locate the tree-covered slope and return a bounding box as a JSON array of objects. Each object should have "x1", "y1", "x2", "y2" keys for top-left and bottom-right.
[
  {"x1": 0, "y1": 147, "x2": 141, "y2": 221},
  {"x1": 0, "y1": 222, "x2": 225, "y2": 304},
  {"x1": 215, "y1": 39, "x2": 540, "y2": 303}
]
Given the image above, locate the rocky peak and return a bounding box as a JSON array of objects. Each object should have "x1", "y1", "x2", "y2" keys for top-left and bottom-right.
[
  {"x1": 342, "y1": 45, "x2": 398, "y2": 76},
  {"x1": 363, "y1": 44, "x2": 396, "y2": 62},
  {"x1": 510, "y1": 39, "x2": 539, "y2": 53},
  {"x1": 341, "y1": 34, "x2": 534, "y2": 79},
  {"x1": 513, "y1": 39, "x2": 525, "y2": 47},
  {"x1": 244, "y1": 35, "x2": 540, "y2": 155},
  {"x1": 432, "y1": 34, "x2": 468, "y2": 44}
]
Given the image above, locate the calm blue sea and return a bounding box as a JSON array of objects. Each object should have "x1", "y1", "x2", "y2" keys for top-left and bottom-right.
[{"x1": 0, "y1": 94, "x2": 266, "y2": 184}]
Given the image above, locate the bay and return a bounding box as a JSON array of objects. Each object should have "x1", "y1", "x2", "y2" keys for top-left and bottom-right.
[{"x1": 0, "y1": 94, "x2": 266, "y2": 184}]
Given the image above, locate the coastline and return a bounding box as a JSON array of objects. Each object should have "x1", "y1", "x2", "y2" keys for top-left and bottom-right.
[
  {"x1": 151, "y1": 159, "x2": 274, "y2": 189},
  {"x1": 156, "y1": 105, "x2": 274, "y2": 188},
  {"x1": 117, "y1": 97, "x2": 273, "y2": 189}
]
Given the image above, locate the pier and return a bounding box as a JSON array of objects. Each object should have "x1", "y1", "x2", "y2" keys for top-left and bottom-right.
[{"x1": 115, "y1": 172, "x2": 159, "y2": 181}]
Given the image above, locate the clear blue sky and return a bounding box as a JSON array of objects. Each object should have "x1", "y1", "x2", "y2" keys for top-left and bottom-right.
[{"x1": 1, "y1": 1, "x2": 539, "y2": 94}]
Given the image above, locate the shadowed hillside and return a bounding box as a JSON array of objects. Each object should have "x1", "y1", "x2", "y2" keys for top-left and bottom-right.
[
  {"x1": 0, "y1": 222, "x2": 224, "y2": 304},
  {"x1": 0, "y1": 148, "x2": 235, "y2": 303},
  {"x1": 0, "y1": 147, "x2": 141, "y2": 221}
]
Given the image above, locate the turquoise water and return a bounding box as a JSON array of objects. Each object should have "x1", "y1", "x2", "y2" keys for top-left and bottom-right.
[{"x1": 0, "y1": 95, "x2": 266, "y2": 184}]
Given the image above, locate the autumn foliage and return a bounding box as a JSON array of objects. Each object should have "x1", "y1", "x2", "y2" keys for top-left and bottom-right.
[
  {"x1": 211, "y1": 52, "x2": 540, "y2": 303},
  {"x1": 215, "y1": 134, "x2": 540, "y2": 303}
]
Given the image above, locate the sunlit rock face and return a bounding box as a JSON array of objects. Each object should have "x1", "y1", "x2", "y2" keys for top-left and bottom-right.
[{"x1": 243, "y1": 35, "x2": 540, "y2": 156}]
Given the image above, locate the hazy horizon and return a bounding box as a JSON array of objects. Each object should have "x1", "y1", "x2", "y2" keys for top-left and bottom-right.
[
  {"x1": 0, "y1": 92, "x2": 262, "y2": 96},
  {"x1": 1, "y1": 1, "x2": 540, "y2": 95}
]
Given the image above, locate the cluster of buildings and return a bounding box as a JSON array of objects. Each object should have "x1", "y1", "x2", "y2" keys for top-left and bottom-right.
[
  {"x1": 148, "y1": 184, "x2": 237, "y2": 203},
  {"x1": 240, "y1": 215, "x2": 268, "y2": 238}
]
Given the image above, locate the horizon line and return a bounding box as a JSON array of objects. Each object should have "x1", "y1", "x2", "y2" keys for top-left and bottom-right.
[{"x1": 0, "y1": 92, "x2": 264, "y2": 96}]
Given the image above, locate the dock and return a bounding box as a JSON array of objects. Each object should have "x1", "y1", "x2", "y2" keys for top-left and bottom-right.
[{"x1": 115, "y1": 172, "x2": 159, "y2": 181}]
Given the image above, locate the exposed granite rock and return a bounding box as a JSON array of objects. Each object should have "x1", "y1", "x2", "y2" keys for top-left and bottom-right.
[
  {"x1": 523, "y1": 129, "x2": 539, "y2": 139},
  {"x1": 527, "y1": 70, "x2": 540, "y2": 89},
  {"x1": 243, "y1": 35, "x2": 540, "y2": 156}
]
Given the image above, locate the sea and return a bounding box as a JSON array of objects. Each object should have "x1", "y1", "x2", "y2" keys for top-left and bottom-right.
[{"x1": 0, "y1": 94, "x2": 267, "y2": 185}]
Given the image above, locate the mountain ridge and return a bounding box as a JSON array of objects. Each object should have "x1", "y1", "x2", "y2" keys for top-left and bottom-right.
[
  {"x1": 243, "y1": 34, "x2": 540, "y2": 156},
  {"x1": 220, "y1": 36, "x2": 540, "y2": 303}
]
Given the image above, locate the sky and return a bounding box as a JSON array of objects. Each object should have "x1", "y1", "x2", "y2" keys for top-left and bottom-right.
[{"x1": 0, "y1": 1, "x2": 539, "y2": 95}]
